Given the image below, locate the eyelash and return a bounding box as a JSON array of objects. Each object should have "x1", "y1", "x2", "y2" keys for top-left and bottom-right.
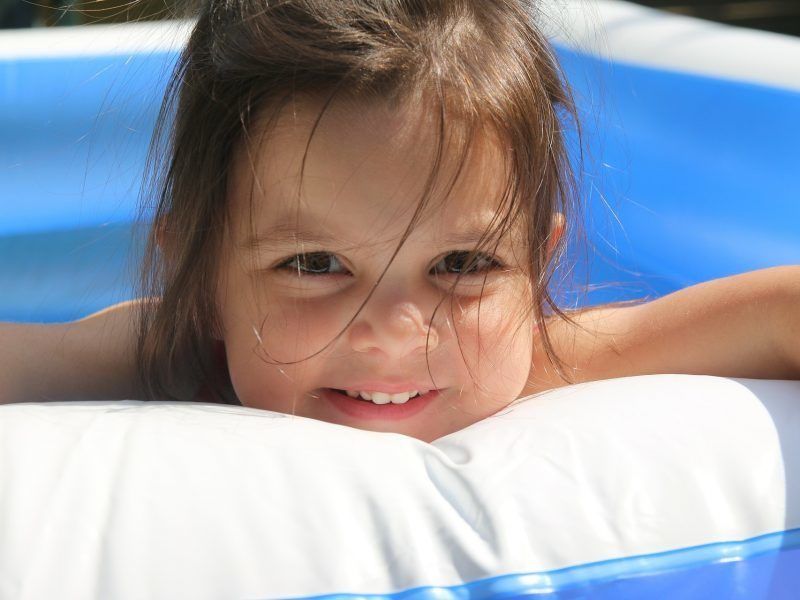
[{"x1": 275, "y1": 251, "x2": 504, "y2": 277}]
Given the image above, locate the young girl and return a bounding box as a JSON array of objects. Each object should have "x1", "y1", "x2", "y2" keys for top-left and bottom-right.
[{"x1": 1, "y1": 0, "x2": 798, "y2": 442}]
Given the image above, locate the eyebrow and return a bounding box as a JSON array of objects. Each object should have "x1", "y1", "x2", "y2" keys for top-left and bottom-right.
[
  {"x1": 242, "y1": 224, "x2": 344, "y2": 251},
  {"x1": 242, "y1": 222, "x2": 504, "y2": 252}
]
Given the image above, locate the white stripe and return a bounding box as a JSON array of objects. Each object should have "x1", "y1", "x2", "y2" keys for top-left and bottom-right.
[
  {"x1": 541, "y1": 0, "x2": 800, "y2": 92},
  {"x1": 1, "y1": 3, "x2": 799, "y2": 92},
  {"x1": 0, "y1": 19, "x2": 192, "y2": 60}
]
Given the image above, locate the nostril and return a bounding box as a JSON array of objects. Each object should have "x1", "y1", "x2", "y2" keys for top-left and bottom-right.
[{"x1": 347, "y1": 310, "x2": 439, "y2": 357}]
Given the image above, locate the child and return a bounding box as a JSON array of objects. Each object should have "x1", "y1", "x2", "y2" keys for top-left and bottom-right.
[{"x1": 0, "y1": 0, "x2": 798, "y2": 443}]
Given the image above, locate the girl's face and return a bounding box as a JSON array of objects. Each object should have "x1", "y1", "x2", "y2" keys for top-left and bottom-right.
[{"x1": 216, "y1": 95, "x2": 538, "y2": 442}]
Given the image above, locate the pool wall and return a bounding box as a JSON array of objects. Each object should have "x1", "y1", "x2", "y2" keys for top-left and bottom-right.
[{"x1": 1, "y1": 1, "x2": 799, "y2": 322}]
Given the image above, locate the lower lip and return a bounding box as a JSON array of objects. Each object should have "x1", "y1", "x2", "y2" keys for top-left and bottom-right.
[{"x1": 321, "y1": 388, "x2": 441, "y2": 421}]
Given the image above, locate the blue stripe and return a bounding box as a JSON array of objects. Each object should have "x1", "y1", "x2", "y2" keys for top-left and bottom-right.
[
  {"x1": 3, "y1": 46, "x2": 800, "y2": 320},
  {"x1": 287, "y1": 529, "x2": 800, "y2": 599},
  {"x1": 552, "y1": 46, "x2": 800, "y2": 308}
]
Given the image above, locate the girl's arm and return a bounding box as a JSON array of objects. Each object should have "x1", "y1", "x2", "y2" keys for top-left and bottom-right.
[
  {"x1": 528, "y1": 265, "x2": 800, "y2": 392},
  {"x1": 0, "y1": 300, "x2": 143, "y2": 405}
]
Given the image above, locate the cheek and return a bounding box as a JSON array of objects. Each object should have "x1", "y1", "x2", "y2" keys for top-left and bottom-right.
[
  {"x1": 251, "y1": 298, "x2": 347, "y2": 362},
  {"x1": 448, "y1": 291, "x2": 534, "y2": 403},
  {"x1": 222, "y1": 293, "x2": 352, "y2": 409}
]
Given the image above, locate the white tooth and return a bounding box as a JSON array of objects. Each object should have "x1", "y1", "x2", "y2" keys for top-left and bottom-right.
[
  {"x1": 371, "y1": 392, "x2": 391, "y2": 405},
  {"x1": 408, "y1": 390, "x2": 418, "y2": 398},
  {"x1": 345, "y1": 390, "x2": 359, "y2": 398},
  {"x1": 359, "y1": 391, "x2": 372, "y2": 401},
  {"x1": 389, "y1": 392, "x2": 411, "y2": 404}
]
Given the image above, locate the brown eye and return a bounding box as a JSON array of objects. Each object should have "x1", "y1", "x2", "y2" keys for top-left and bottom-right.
[
  {"x1": 277, "y1": 252, "x2": 348, "y2": 275},
  {"x1": 431, "y1": 251, "x2": 503, "y2": 275}
]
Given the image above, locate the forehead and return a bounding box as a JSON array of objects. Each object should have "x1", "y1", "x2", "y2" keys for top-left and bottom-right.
[{"x1": 226, "y1": 93, "x2": 514, "y2": 243}]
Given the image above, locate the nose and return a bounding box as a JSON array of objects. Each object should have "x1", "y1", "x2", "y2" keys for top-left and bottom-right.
[{"x1": 348, "y1": 299, "x2": 439, "y2": 359}]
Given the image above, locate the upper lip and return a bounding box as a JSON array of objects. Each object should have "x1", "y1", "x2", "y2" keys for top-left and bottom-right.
[{"x1": 327, "y1": 382, "x2": 440, "y2": 393}]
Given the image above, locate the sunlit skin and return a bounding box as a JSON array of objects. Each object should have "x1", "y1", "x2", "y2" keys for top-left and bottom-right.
[{"x1": 215, "y1": 94, "x2": 551, "y2": 442}]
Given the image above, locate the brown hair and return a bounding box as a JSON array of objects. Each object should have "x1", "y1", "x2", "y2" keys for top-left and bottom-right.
[{"x1": 136, "y1": 0, "x2": 585, "y2": 404}]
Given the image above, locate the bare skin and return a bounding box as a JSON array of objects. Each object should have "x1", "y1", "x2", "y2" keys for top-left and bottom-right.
[
  {"x1": 0, "y1": 300, "x2": 144, "y2": 404},
  {"x1": 525, "y1": 264, "x2": 800, "y2": 394},
  {"x1": 1, "y1": 265, "x2": 798, "y2": 407}
]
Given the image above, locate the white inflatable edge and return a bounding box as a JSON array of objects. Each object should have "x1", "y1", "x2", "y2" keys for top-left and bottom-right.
[
  {"x1": 0, "y1": 19, "x2": 193, "y2": 59},
  {"x1": 1, "y1": 1, "x2": 799, "y2": 92},
  {"x1": 0, "y1": 374, "x2": 798, "y2": 599},
  {"x1": 540, "y1": 0, "x2": 800, "y2": 92}
]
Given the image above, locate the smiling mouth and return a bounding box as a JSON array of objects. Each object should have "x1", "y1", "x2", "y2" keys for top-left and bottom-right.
[
  {"x1": 321, "y1": 388, "x2": 442, "y2": 420},
  {"x1": 328, "y1": 388, "x2": 428, "y2": 405}
]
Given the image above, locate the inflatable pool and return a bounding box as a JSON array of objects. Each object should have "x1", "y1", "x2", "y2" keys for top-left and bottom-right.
[
  {"x1": 1, "y1": 1, "x2": 799, "y2": 598},
  {"x1": 1, "y1": 2, "x2": 798, "y2": 321},
  {"x1": 2, "y1": 374, "x2": 800, "y2": 599}
]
